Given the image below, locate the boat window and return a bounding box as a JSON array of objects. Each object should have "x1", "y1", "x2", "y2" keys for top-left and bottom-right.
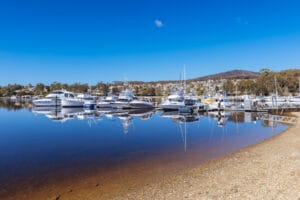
[
  {"x1": 184, "y1": 99, "x2": 195, "y2": 105},
  {"x1": 119, "y1": 99, "x2": 129, "y2": 102}
]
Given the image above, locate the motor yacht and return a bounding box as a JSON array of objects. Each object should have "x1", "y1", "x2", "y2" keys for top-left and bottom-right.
[
  {"x1": 33, "y1": 90, "x2": 67, "y2": 107},
  {"x1": 183, "y1": 95, "x2": 208, "y2": 112},
  {"x1": 61, "y1": 92, "x2": 84, "y2": 107},
  {"x1": 263, "y1": 95, "x2": 287, "y2": 107},
  {"x1": 113, "y1": 89, "x2": 136, "y2": 109},
  {"x1": 97, "y1": 93, "x2": 118, "y2": 108},
  {"x1": 289, "y1": 96, "x2": 300, "y2": 105},
  {"x1": 129, "y1": 97, "x2": 155, "y2": 109},
  {"x1": 159, "y1": 91, "x2": 185, "y2": 110},
  {"x1": 77, "y1": 93, "x2": 97, "y2": 108}
]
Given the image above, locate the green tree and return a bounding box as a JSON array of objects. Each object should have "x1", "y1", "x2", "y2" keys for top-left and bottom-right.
[
  {"x1": 34, "y1": 83, "x2": 46, "y2": 95},
  {"x1": 111, "y1": 87, "x2": 120, "y2": 94},
  {"x1": 96, "y1": 82, "x2": 109, "y2": 95},
  {"x1": 223, "y1": 79, "x2": 235, "y2": 95}
]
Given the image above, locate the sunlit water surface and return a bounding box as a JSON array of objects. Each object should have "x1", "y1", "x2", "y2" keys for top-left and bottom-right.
[{"x1": 0, "y1": 101, "x2": 288, "y2": 197}]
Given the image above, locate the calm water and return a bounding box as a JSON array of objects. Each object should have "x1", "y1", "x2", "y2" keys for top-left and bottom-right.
[{"x1": 0, "y1": 101, "x2": 288, "y2": 197}]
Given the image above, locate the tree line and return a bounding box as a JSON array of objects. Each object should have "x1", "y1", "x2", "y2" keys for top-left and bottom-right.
[
  {"x1": 223, "y1": 68, "x2": 300, "y2": 96},
  {"x1": 0, "y1": 68, "x2": 299, "y2": 97},
  {"x1": 0, "y1": 81, "x2": 163, "y2": 97}
]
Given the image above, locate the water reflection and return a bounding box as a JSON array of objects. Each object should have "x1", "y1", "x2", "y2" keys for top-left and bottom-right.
[
  {"x1": 32, "y1": 107, "x2": 84, "y2": 122},
  {"x1": 0, "y1": 99, "x2": 32, "y2": 110},
  {"x1": 0, "y1": 100, "x2": 290, "y2": 199},
  {"x1": 0, "y1": 97, "x2": 288, "y2": 134},
  {"x1": 161, "y1": 111, "x2": 200, "y2": 123},
  {"x1": 0, "y1": 98, "x2": 285, "y2": 130}
]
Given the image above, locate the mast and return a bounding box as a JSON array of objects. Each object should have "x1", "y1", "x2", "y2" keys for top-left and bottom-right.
[
  {"x1": 274, "y1": 76, "x2": 278, "y2": 109},
  {"x1": 274, "y1": 76, "x2": 278, "y2": 98},
  {"x1": 184, "y1": 119, "x2": 187, "y2": 152},
  {"x1": 183, "y1": 65, "x2": 186, "y2": 94},
  {"x1": 299, "y1": 77, "x2": 300, "y2": 95}
]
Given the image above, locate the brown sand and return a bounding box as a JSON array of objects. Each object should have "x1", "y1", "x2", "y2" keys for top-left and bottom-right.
[{"x1": 6, "y1": 113, "x2": 300, "y2": 200}]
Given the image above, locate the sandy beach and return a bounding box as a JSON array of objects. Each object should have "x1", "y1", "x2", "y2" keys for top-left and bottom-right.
[
  {"x1": 126, "y1": 113, "x2": 300, "y2": 200},
  {"x1": 4, "y1": 113, "x2": 300, "y2": 200}
]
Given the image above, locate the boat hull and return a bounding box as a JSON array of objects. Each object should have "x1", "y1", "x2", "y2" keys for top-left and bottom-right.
[
  {"x1": 61, "y1": 99, "x2": 84, "y2": 107},
  {"x1": 159, "y1": 104, "x2": 186, "y2": 111},
  {"x1": 112, "y1": 102, "x2": 131, "y2": 109},
  {"x1": 33, "y1": 99, "x2": 61, "y2": 107},
  {"x1": 129, "y1": 102, "x2": 154, "y2": 109},
  {"x1": 97, "y1": 102, "x2": 115, "y2": 108}
]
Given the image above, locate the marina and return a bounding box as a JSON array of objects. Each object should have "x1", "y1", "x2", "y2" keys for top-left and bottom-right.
[
  {"x1": 29, "y1": 90, "x2": 300, "y2": 112},
  {"x1": 0, "y1": 100, "x2": 292, "y2": 199},
  {"x1": 1, "y1": 1, "x2": 300, "y2": 198}
]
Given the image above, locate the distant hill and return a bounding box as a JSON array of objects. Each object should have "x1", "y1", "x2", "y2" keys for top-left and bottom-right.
[
  {"x1": 126, "y1": 69, "x2": 260, "y2": 84},
  {"x1": 189, "y1": 69, "x2": 259, "y2": 82}
]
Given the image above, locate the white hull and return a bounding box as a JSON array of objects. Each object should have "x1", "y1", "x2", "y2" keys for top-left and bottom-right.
[
  {"x1": 97, "y1": 102, "x2": 115, "y2": 108},
  {"x1": 289, "y1": 96, "x2": 300, "y2": 104},
  {"x1": 33, "y1": 98, "x2": 61, "y2": 107},
  {"x1": 61, "y1": 98, "x2": 84, "y2": 107},
  {"x1": 112, "y1": 102, "x2": 131, "y2": 109},
  {"x1": 83, "y1": 100, "x2": 96, "y2": 108},
  {"x1": 129, "y1": 100, "x2": 154, "y2": 109},
  {"x1": 159, "y1": 103, "x2": 185, "y2": 110}
]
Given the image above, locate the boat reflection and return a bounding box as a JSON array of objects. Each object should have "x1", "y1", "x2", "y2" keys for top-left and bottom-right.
[
  {"x1": 160, "y1": 111, "x2": 202, "y2": 152},
  {"x1": 160, "y1": 111, "x2": 200, "y2": 123},
  {"x1": 30, "y1": 105, "x2": 288, "y2": 134},
  {"x1": 32, "y1": 107, "x2": 84, "y2": 122},
  {"x1": 31, "y1": 106, "x2": 155, "y2": 133},
  {"x1": 101, "y1": 108, "x2": 155, "y2": 134}
]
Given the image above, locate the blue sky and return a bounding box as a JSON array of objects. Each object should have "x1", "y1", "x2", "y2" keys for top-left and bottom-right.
[{"x1": 0, "y1": 0, "x2": 300, "y2": 85}]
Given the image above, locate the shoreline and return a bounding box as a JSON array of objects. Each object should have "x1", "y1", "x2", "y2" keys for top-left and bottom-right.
[
  {"x1": 122, "y1": 112, "x2": 300, "y2": 200},
  {"x1": 4, "y1": 113, "x2": 299, "y2": 200}
]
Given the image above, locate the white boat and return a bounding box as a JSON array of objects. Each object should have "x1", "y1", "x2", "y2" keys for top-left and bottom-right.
[
  {"x1": 184, "y1": 95, "x2": 208, "y2": 112},
  {"x1": 97, "y1": 93, "x2": 118, "y2": 108},
  {"x1": 263, "y1": 94, "x2": 287, "y2": 107},
  {"x1": 160, "y1": 67, "x2": 203, "y2": 111},
  {"x1": 289, "y1": 96, "x2": 300, "y2": 105},
  {"x1": 113, "y1": 89, "x2": 136, "y2": 109},
  {"x1": 61, "y1": 92, "x2": 84, "y2": 107},
  {"x1": 77, "y1": 93, "x2": 97, "y2": 108},
  {"x1": 159, "y1": 91, "x2": 185, "y2": 110},
  {"x1": 159, "y1": 91, "x2": 204, "y2": 112},
  {"x1": 129, "y1": 97, "x2": 154, "y2": 109},
  {"x1": 32, "y1": 90, "x2": 67, "y2": 107}
]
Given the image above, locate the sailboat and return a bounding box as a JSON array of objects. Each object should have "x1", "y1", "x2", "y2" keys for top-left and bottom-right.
[{"x1": 159, "y1": 67, "x2": 204, "y2": 112}]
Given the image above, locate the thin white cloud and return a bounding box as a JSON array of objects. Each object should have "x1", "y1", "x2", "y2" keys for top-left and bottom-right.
[
  {"x1": 235, "y1": 17, "x2": 249, "y2": 25},
  {"x1": 154, "y1": 19, "x2": 163, "y2": 28}
]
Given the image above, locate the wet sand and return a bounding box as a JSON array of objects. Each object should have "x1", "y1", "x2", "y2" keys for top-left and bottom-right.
[{"x1": 4, "y1": 113, "x2": 300, "y2": 200}]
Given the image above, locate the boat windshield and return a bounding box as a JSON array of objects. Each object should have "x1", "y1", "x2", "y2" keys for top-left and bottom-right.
[
  {"x1": 169, "y1": 98, "x2": 184, "y2": 102},
  {"x1": 64, "y1": 93, "x2": 75, "y2": 98},
  {"x1": 184, "y1": 99, "x2": 197, "y2": 105},
  {"x1": 104, "y1": 99, "x2": 114, "y2": 102},
  {"x1": 171, "y1": 91, "x2": 184, "y2": 96},
  {"x1": 119, "y1": 90, "x2": 135, "y2": 98},
  {"x1": 118, "y1": 98, "x2": 130, "y2": 103},
  {"x1": 51, "y1": 91, "x2": 64, "y2": 94}
]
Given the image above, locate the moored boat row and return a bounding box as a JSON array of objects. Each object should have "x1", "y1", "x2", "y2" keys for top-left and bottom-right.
[
  {"x1": 32, "y1": 89, "x2": 156, "y2": 109},
  {"x1": 32, "y1": 88, "x2": 300, "y2": 112}
]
